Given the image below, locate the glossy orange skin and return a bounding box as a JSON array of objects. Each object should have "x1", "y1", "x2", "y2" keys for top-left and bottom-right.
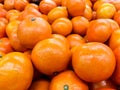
[
  {"x1": 71, "y1": 16, "x2": 89, "y2": 35},
  {"x1": 112, "y1": 46, "x2": 120, "y2": 85},
  {"x1": 39, "y1": 0, "x2": 57, "y2": 15},
  {"x1": 72, "y1": 42, "x2": 116, "y2": 82},
  {"x1": 6, "y1": 10, "x2": 20, "y2": 21},
  {"x1": 17, "y1": 17, "x2": 52, "y2": 49},
  {"x1": 89, "y1": 80, "x2": 117, "y2": 90},
  {"x1": 114, "y1": 10, "x2": 120, "y2": 26},
  {"x1": 14, "y1": 0, "x2": 29, "y2": 11},
  {"x1": 3, "y1": 0, "x2": 14, "y2": 11},
  {"x1": 85, "y1": 19, "x2": 112, "y2": 43},
  {"x1": 0, "y1": 52, "x2": 33, "y2": 90},
  {"x1": 66, "y1": 34, "x2": 86, "y2": 49},
  {"x1": 52, "y1": 17, "x2": 72, "y2": 36},
  {"x1": 109, "y1": 30, "x2": 120, "y2": 50},
  {"x1": 66, "y1": 0, "x2": 86, "y2": 17},
  {"x1": 96, "y1": 3, "x2": 116, "y2": 19},
  {"x1": 49, "y1": 70, "x2": 88, "y2": 90},
  {"x1": 83, "y1": 4, "x2": 93, "y2": 21},
  {"x1": 0, "y1": 37, "x2": 13, "y2": 54},
  {"x1": 47, "y1": 6, "x2": 68, "y2": 24},
  {"x1": 0, "y1": 17, "x2": 8, "y2": 38},
  {"x1": 29, "y1": 79, "x2": 50, "y2": 90},
  {"x1": 31, "y1": 38, "x2": 70, "y2": 75}
]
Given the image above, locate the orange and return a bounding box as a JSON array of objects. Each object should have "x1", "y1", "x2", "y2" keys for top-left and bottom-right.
[
  {"x1": 0, "y1": 52, "x2": 33, "y2": 90},
  {"x1": 114, "y1": 10, "x2": 120, "y2": 26},
  {"x1": 3, "y1": 0, "x2": 14, "y2": 11},
  {"x1": 6, "y1": 10, "x2": 20, "y2": 21},
  {"x1": 39, "y1": 0, "x2": 57, "y2": 15},
  {"x1": 29, "y1": 79, "x2": 50, "y2": 90},
  {"x1": 112, "y1": 46, "x2": 120, "y2": 85},
  {"x1": 85, "y1": 19, "x2": 112, "y2": 43},
  {"x1": 109, "y1": 29, "x2": 120, "y2": 50},
  {"x1": 51, "y1": 17, "x2": 72, "y2": 36},
  {"x1": 17, "y1": 16, "x2": 52, "y2": 49},
  {"x1": 25, "y1": 3, "x2": 39, "y2": 10},
  {"x1": 96, "y1": 3, "x2": 116, "y2": 19},
  {"x1": 83, "y1": 4, "x2": 93, "y2": 21},
  {"x1": 72, "y1": 42, "x2": 116, "y2": 82},
  {"x1": 0, "y1": 17, "x2": 8, "y2": 38},
  {"x1": 47, "y1": 6, "x2": 68, "y2": 24},
  {"x1": 0, "y1": 37, "x2": 13, "y2": 54},
  {"x1": 66, "y1": 34, "x2": 86, "y2": 49},
  {"x1": 61, "y1": 0, "x2": 67, "y2": 6},
  {"x1": 66, "y1": 0, "x2": 86, "y2": 17},
  {"x1": 89, "y1": 79, "x2": 117, "y2": 90},
  {"x1": 0, "y1": 8, "x2": 7, "y2": 18},
  {"x1": 49, "y1": 70, "x2": 88, "y2": 90},
  {"x1": 14, "y1": 0, "x2": 29, "y2": 11},
  {"x1": 85, "y1": 0, "x2": 92, "y2": 7},
  {"x1": 93, "y1": 0, "x2": 104, "y2": 11},
  {"x1": 71, "y1": 16, "x2": 89, "y2": 35},
  {"x1": 31, "y1": 38, "x2": 70, "y2": 75}
]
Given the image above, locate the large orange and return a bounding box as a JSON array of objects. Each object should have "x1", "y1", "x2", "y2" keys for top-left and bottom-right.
[
  {"x1": 85, "y1": 19, "x2": 112, "y2": 43},
  {"x1": 31, "y1": 38, "x2": 70, "y2": 75},
  {"x1": 17, "y1": 16, "x2": 52, "y2": 49},
  {"x1": 29, "y1": 79, "x2": 50, "y2": 90},
  {"x1": 71, "y1": 16, "x2": 89, "y2": 35},
  {"x1": 66, "y1": 0, "x2": 86, "y2": 17},
  {"x1": 51, "y1": 17, "x2": 72, "y2": 36},
  {"x1": 72, "y1": 42, "x2": 116, "y2": 82},
  {"x1": 49, "y1": 70, "x2": 88, "y2": 90},
  {"x1": 0, "y1": 52, "x2": 33, "y2": 90}
]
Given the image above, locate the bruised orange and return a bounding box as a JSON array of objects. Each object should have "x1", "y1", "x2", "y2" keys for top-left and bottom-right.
[
  {"x1": 17, "y1": 16, "x2": 52, "y2": 49},
  {"x1": 49, "y1": 70, "x2": 88, "y2": 90},
  {"x1": 31, "y1": 38, "x2": 70, "y2": 75},
  {"x1": 72, "y1": 42, "x2": 116, "y2": 82}
]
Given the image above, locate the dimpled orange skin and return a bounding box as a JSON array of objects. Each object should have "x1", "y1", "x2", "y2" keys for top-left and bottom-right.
[
  {"x1": 72, "y1": 42, "x2": 116, "y2": 82},
  {"x1": 49, "y1": 70, "x2": 89, "y2": 90},
  {"x1": 0, "y1": 52, "x2": 34, "y2": 90},
  {"x1": 31, "y1": 38, "x2": 70, "y2": 75},
  {"x1": 17, "y1": 17, "x2": 52, "y2": 49}
]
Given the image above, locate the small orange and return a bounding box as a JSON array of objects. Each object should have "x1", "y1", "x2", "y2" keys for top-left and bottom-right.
[
  {"x1": 17, "y1": 16, "x2": 52, "y2": 49},
  {"x1": 29, "y1": 79, "x2": 50, "y2": 90},
  {"x1": 85, "y1": 19, "x2": 112, "y2": 43},
  {"x1": 71, "y1": 16, "x2": 89, "y2": 35},
  {"x1": 0, "y1": 52, "x2": 33, "y2": 90},
  {"x1": 96, "y1": 3, "x2": 116, "y2": 19},
  {"x1": 14, "y1": 0, "x2": 29, "y2": 11},
  {"x1": 3, "y1": 0, "x2": 14, "y2": 11},
  {"x1": 51, "y1": 17, "x2": 72, "y2": 36},
  {"x1": 72, "y1": 42, "x2": 116, "y2": 82},
  {"x1": 0, "y1": 37, "x2": 13, "y2": 54},
  {"x1": 6, "y1": 10, "x2": 20, "y2": 21},
  {"x1": 31, "y1": 38, "x2": 70, "y2": 75},
  {"x1": 114, "y1": 10, "x2": 120, "y2": 26},
  {"x1": 39, "y1": 0, "x2": 57, "y2": 15},
  {"x1": 66, "y1": 0, "x2": 86, "y2": 17},
  {"x1": 49, "y1": 70, "x2": 88, "y2": 90},
  {"x1": 109, "y1": 29, "x2": 120, "y2": 50},
  {"x1": 47, "y1": 6, "x2": 68, "y2": 24},
  {"x1": 66, "y1": 34, "x2": 86, "y2": 49},
  {"x1": 83, "y1": 4, "x2": 93, "y2": 21}
]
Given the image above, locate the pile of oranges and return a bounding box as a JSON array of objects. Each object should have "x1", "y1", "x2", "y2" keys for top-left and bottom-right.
[{"x1": 0, "y1": 0, "x2": 120, "y2": 90}]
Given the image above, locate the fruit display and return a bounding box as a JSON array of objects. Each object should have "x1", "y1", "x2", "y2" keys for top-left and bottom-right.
[{"x1": 0, "y1": 0, "x2": 120, "y2": 90}]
